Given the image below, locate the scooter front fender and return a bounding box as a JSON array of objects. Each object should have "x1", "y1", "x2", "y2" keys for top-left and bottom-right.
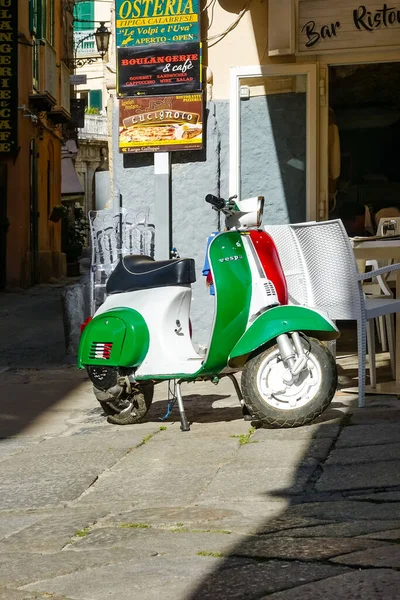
[
  {"x1": 228, "y1": 305, "x2": 339, "y2": 366},
  {"x1": 77, "y1": 308, "x2": 149, "y2": 369}
]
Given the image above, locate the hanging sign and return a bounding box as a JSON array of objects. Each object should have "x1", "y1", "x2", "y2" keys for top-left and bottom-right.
[
  {"x1": 0, "y1": 0, "x2": 18, "y2": 154},
  {"x1": 117, "y1": 42, "x2": 201, "y2": 96},
  {"x1": 119, "y1": 93, "x2": 203, "y2": 153},
  {"x1": 115, "y1": 0, "x2": 200, "y2": 48},
  {"x1": 298, "y1": 1, "x2": 400, "y2": 53}
]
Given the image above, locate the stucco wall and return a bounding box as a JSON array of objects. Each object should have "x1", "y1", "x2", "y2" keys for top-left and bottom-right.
[
  {"x1": 112, "y1": 95, "x2": 306, "y2": 344},
  {"x1": 240, "y1": 93, "x2": 307, "y2": 224}
]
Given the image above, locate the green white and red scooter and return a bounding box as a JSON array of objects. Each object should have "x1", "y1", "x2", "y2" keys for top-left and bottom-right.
[{"x1": 78, "y1": 194, "x2": 339, "y2": 430}]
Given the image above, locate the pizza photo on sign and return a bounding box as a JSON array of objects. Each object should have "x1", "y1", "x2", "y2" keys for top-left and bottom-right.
[{"x1": 118, "y1": 95, "x2": 203, "y2": 153}]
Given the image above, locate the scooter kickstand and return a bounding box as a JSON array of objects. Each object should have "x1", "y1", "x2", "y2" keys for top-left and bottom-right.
[
  {"x1": 227, "y1": 373, "x2": 243, "y2": 403},
  {"x1": 227, "y1": 373, "x2": 255, "y2": 421},
  {"x1": 175, "y1": 380, "x2": 190, "y2": 432}
]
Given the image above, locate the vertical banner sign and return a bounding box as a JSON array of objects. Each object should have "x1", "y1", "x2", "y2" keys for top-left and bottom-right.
[
  {"x1": 0, "y1": 0, "x2": 18, "y2": 153},
  {"x1": 115, "y1": 0, "x2": 200, "y2": 47}
]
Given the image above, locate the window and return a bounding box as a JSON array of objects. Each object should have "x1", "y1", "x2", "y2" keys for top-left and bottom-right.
[
  {"x1": 47, "y1": 0, "x2": 55, "y2": 46},
  {"x1": 29, "y1": 0, "x2": 54, "y2": 45},
  {"x1": 74, "y1": 1, "x2": 95, "y2": 31},
  {"x1": 89, "y1": 90, "x2": 102, "y2": 112},
  {"x1": 32, "y1": 41, "x2": 40, "y2": 90},
  {"x1": 29, "y1": 0, "x2": 38, "y2": 35}
]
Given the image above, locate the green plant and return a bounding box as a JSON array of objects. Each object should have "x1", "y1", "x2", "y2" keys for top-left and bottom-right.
[
  {"x1": 230, "y1": 427, "x2": 257, "y2": 445},
  {"x1": 49, "y1": 204, "x2": 68, "y2": 223},
  {"x1": 196, "y1": 551, "x2": 224, "y2": 558},
  {"x1": 65, "y1": 207, "x2": 88, "y2": 263},
  {"x1": 85, "y1": 107, "x2": 100, "y2": 115},
  {"x1": 120, "y1": 523, "x2": 151, "y2": 529},
  {"x1": 75, "y1": 527, "x2": 90, "y2": 538}
]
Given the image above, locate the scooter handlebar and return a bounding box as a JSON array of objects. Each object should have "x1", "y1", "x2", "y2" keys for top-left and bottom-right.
[{"x1": 205, "y1": 194, "x2": 226, "y2": 210}]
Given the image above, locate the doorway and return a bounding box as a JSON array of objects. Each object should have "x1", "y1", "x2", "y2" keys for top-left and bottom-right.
[
  {"x1": 30, "y1": 139, "x2": 40, "y2": 284},
  {"x1": 328, "y1": 61, "x2": 400, "y2": 234},
  {"x1": 230, "y1": 64, "x2": 317, "y2": 224}
]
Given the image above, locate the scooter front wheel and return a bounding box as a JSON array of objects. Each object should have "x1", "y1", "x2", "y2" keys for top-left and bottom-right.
[{"x1": 241, "y1": 337, "x2": 337, "y2": 428}]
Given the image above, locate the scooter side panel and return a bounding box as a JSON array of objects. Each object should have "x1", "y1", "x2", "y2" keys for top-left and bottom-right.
[
  {"x1": 229, "y1": 305, "x2": 340, "y2": 364},
  {"x1": 199, "y1": 231, "x2": 252, "y2": 375},
  {"x1": 78, "y1": 308, "x2": 149, "y2": 368}
]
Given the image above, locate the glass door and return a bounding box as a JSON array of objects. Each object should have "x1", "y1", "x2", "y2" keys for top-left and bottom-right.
[{"x1": 229, "y1": 65, "x2": 317, "y2": 224}]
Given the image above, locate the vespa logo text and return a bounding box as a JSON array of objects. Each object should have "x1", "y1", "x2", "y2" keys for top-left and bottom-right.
[{"x1": 219, "y1": 255, "x2": 243, "y2": 263}]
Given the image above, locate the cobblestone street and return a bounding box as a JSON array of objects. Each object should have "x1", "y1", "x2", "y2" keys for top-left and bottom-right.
[{"x1": 0, "y1": 287, "x2": 399, "y2": 599}]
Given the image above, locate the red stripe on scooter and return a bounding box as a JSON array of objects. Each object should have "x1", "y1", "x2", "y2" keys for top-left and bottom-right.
[{"x1": 249, "y1": 230, "x2": 288, "y2": 305}]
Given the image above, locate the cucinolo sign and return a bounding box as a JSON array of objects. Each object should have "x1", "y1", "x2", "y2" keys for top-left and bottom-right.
[{"x1": 298, "y1": 2, "x2": 400, "y2": 53}]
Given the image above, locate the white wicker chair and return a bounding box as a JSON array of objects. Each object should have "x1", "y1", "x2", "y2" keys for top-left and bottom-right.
[
  {"x1": 264, "y1": 224, "x2": 313, "y2": 307},
  {"x1": 288, "y1": 219, "x2": 400, "y2": 407},
  {"x1": 88, "y1": 208, "x2": 155, "y2": 315}
]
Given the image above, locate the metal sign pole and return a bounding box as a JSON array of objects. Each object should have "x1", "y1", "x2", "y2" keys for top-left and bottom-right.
[{"x1": 154, "y1": 152, "x2": 171, "y2": 260}]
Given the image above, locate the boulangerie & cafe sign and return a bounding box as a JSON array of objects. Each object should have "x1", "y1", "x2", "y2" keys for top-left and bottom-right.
[
  {"x1": 119, "y1": 93, "x2": 203, "y2": 153},
  {"x1": 0, "y1": 0, "x2": 17, "y2": 154},
  {"x1": 298, "y1": 1, "x2": 400, "y2": 53},
  {"x1": 115, "y1": 0, "x2": 200, "y2": 47},
  {"x1": 117, "y1": 42, "x2": 201, "y2": 95}
]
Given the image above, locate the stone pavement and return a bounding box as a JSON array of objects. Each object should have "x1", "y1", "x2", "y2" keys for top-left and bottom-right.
[{"x1": 1, "y1": 286, "x2": 400, "y2": 599}]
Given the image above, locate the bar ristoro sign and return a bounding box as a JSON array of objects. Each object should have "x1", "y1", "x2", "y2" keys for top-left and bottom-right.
[
  {"x1": 0, "y1": 0, "x2": 17, "y2": 154},
  {"x1": 298, "y1": 1, "x2": 400, "y2": 53},
  {"x1": 115, "y1": 0, "x2": 200, "y2": 47},
  {"x1": 117, "y1": 42, "x2": 201, "y2": 95},
  {"x1": 119, "y1": 94, "x2": 203, "y2": 153}
]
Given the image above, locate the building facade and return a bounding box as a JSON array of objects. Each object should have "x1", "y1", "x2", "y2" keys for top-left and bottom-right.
[
  {"x1": 0, "y1": 0, "x2": 75, "y2": 289},
  {"x1": 105, "y1": 0, "x2": 400, "y2": 343},
  {"x1": 72, "y1": 0, "x2": 112, "y2": 214}
]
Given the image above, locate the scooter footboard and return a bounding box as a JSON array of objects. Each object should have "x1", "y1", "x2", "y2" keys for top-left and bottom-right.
[
  {"x1": 228, "y1": 305, "x2": 339, "y2": 366},
  {"x1": 77, "y1": 308, "x2": 149, "y2": 369}
]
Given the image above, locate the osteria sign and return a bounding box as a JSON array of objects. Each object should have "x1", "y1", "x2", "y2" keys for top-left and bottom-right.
[{"x1": 298, "y1": 1, "x2": 400, "y2": 53}]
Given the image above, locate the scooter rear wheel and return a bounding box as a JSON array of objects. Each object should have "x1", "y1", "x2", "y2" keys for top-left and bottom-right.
[
  {"x1": 241, "y1": 337, "x2": 337, "y2": 428},
  {"x1": 95, "y1": 383, "x2": 154, "y2": 425}
]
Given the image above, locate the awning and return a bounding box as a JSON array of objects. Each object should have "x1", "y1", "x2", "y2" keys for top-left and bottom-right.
[{"x1": 61, "y1": 140, "x2": 84, "y2": 196}]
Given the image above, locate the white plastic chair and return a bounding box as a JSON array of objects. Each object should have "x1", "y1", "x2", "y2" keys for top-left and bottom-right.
[
  {"x1": 363, "y1": 217, "x2": 400, "y2": 356},
  {"x1": 289, "y1": 220, "x2": 400, "y2": 407},
  {"x1": 88, "y1": 208, "x2": 155, "y2": 315}
]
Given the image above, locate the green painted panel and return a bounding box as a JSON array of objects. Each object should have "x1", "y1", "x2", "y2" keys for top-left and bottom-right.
[
  {"x1": 78, "y1": 308, "x2": 149, "y2": 368},
  {"x1": 199, "y1": 232, "x2": 252, "y2": 375},
  {"x1": 229, "y1": 305, "x2": 340, "y2": 362},
  {"x1": 74, "y1": 1, "x2": 94, "y2": 31}
]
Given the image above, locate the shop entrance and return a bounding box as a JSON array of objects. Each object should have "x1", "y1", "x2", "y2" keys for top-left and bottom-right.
[{"x1": 328, "y1": 61, "x2": 400, "y2": 235}]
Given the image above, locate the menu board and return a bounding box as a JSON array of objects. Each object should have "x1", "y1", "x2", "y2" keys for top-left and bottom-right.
[
  {"x1": 117, "y1": 42, "x2": 201, "y2": 96},
  {"x1": 119, "y1": 94, "x2": 203, "y2": 153}
]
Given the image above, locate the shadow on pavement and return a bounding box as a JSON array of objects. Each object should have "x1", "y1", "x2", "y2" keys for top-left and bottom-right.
[
  {"x1": 186, "y1": 396, "x2": 400, "y2": 599},
  {"x1": 0, "y1": 285, "x2": 86, "y2": 438}
]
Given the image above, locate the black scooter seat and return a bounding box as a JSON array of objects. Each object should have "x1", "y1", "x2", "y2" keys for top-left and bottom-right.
[{"x1": 106, "y1": 255, "x2": 196, "y2": 295}]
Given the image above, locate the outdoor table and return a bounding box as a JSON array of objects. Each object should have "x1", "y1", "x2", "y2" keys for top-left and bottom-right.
[{"x1": 352, "y1": 238, "x2": 400, "y2": 395}]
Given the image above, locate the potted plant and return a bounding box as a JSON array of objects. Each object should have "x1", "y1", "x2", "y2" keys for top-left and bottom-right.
[
  {"x1": 49, "y1": 204, "x2": 68, "y2": 223},
  {"x1": 65, "y1": 208, "x2": 88, "y2": 276}
]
